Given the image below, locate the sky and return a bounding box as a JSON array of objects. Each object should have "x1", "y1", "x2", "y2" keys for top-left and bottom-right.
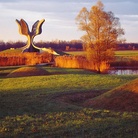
[{"x1": 0, "y1": 0, "x2": 138, "y2": 43}]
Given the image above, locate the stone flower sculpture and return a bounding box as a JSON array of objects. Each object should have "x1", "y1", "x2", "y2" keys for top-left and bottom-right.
[{"x1": 16, "y1": 19, "x2": 45, "y2": 52}]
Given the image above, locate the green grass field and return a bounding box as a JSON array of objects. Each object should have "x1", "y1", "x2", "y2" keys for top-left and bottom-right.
[
  {"x1": 66, "y1": 50, "x2": 138, "y2": 57},
  {"x1": 115, "y1": 50, "x2": 138, "y2": 56},
  {"x1": 0, "y1": 66, "x2": 138, "y2": 137}
]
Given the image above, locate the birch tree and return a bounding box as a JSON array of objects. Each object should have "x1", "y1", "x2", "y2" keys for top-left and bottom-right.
[{"x1": 76, "y1": 0, "x2": 124, "y2": 73}]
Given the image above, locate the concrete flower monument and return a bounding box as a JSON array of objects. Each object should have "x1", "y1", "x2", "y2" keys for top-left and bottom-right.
[
  {"x1": 16, "y1": 19, "x2": 60, "y2": 55},
  {"x1": 16, "y1": 19, "x2": 45, "y2": 52}
]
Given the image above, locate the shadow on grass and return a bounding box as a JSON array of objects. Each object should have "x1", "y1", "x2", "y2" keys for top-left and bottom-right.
[
  {"x1": 44, "y1": 67, "x2": 97, "y2": 75},
  {"x1": 0, "y1": 87, "x2": 109, "y2": 119},
  {"x1": 0, "y1": 89, "x2": 82, "y2": 118}
]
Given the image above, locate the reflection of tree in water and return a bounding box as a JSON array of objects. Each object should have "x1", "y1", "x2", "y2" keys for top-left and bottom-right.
[{"x1": 109, "y1": 69, "x2": 138, "y2": 75}]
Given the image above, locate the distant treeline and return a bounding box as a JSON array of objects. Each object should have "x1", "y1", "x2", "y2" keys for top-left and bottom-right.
[
  {"x1": 118, "y1": 43, "x2": 138, "y2": 50},
  {"x1": 0, "y1": 40, "x2": 82, "y2": 51},
  {"x1": 0, "y1": 40, "x2": 138, "y2": 51}
]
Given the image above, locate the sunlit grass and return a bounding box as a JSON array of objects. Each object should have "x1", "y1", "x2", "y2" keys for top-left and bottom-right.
[
  {"x1": 66, "y1": 51, "x2": 86, "y2": 56},
  {"x1": 0, "y1": 67, "x2": 138, "y2": 137},
  {"x1": 84, "y1": 78, "x2": 138, "y2": 112},
  {"x1": 115, "y1": 50, "x2": 138, "y2": 56},
  {"x1": 0, "y1": 109, "x2": 138, "y2": 137},
  {"x1": 0, "y1": 48, "x2": 22, "y2": 54},
  {"x1": 0, "y1": 67, "x2": 136, "y2": 94},
  {"x1": 67, "y1": 50, "x2": 138, "y2": 57},
  {"x1": 0, "y1": 67, "x2": 137, "y2": 117}
]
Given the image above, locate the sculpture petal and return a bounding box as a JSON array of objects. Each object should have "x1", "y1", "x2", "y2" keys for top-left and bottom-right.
[
  {"x1": 16, "y1": 19, "x2": 22, "y2": 35},
  {"x1": 31, "y1": 19, "x2": 45, "y2": 36},
  {"x1": 20, "y1": 19, "x2": 30, "y2": 35},
  {"x1": 31, "y1": 20, "x2": 39, "y2": 34},
  {"x1": 16, "y1": 19, "x2": 29, "y2": 36}
]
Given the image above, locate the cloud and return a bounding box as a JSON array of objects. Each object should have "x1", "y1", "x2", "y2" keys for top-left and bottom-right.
[
  {"x1": 0, "y1": 0, "x2": 17, "y2": 3},
  {"x1": 102, "y1": 0, "x2": 138, "y2": 15},
  {"x1": 0, "y1": 0, "x2": 138, "y2": 42}
]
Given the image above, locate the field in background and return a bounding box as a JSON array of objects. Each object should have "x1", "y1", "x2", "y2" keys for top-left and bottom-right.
[
  {"x1": 66, "y1": 50, "x2": 138, "y2": 56},
  {"x1": 1, "y1": 49, "x2": 138, "y2": 67},
  {"x1": 115, "y1": 50, "x2": 138, "y2": 56},
  {"x1": 66, "y1": 50, "x2": 138, "y2": 67},
  {"x1": 0, "y1": 67, "x2": 138, "y2": 137}
]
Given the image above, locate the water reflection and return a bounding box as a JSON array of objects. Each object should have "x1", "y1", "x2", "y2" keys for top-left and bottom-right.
[{"x1": 108, "y1": 69, "x2": 138, "y2": 75}]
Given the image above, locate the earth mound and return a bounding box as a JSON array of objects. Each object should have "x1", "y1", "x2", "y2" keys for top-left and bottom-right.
[
  {"x1": 7, "y1": 66, "x2": 50, "y2": 77},
  {"x1": 84, "y1": 79, "x2": 138, "y2": 112}
]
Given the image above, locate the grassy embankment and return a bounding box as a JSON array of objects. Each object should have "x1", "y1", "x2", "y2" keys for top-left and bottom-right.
[{"x1": 0, "y1": 66, "x2": 138, "y2": 137}]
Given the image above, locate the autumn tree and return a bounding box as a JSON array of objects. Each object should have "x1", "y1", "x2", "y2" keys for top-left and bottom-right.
[{"x1": 76, "y1": 0, "x2": 124, "y2": 73}]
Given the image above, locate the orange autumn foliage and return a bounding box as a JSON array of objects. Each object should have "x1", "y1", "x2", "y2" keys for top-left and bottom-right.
[
  {"x1": 0, "y1": 52, "x2": 52, "y2": 66},
  {"x1": 55, "y1": 55, "x2": 110, "y2": 72}
]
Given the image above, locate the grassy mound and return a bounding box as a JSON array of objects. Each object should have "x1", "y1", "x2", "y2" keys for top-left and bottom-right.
[
  {"x1": 0, "y1": 48, "x2": 22, "y2": 54},
  {"x1": 7, "y1": 66, "x2": 50, "y2": 77},
  {"x1": 84, "y1": 78, "x2": 138, "y2": 112}
]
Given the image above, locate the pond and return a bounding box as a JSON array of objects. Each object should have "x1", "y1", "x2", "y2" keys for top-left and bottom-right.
[{"x1": 108, "y1": 68, "x2": 138, "y2": 75}]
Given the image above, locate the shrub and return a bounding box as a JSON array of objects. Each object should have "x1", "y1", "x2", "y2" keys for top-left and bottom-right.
[
  {"x1": 0, "y1": 52, "x2": 53, "y2": 66},
  {"x1": 55, "y1": 55, "x2": 110, "y2": 72}
]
